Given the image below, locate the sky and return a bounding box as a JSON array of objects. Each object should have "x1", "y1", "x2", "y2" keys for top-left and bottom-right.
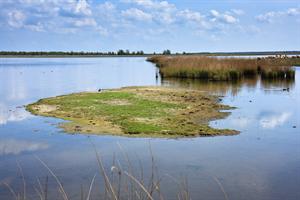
[{"x1": 0, "y1": 0, "x2": 299, "y2": 53}]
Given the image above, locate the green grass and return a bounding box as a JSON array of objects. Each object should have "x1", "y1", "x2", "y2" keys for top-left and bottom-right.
[{"x1": 26, "y1": 87, "x2": 238, "y2": 137}]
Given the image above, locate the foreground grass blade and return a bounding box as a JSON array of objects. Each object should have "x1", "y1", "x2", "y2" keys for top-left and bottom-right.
[
  {"x1": 35, "y1": 156, "x2": 69, "y2": 200},
  {"x1": 86, "y1": 174, "x2": 96, "y2": 200}
]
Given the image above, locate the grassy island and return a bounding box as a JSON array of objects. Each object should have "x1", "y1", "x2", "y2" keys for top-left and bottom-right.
[
  {"x1": 26, "y1": 87, "x2": 238, "y2": 137},
  {"x1": 148, "y1": 55, "x2": 299, "y2": 81}
]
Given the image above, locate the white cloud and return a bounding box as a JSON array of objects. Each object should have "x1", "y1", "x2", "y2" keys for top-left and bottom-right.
[
  {"x1": 210, "y1": 9, "x2": 219, "y2": 17},
  {"x1": 58, "y1": 0, "x2": 92, "y2": 17},
  {"x1": 25, "y1": 23, "x2": 44, "y2": 32},
  {"x1": 98, "y1": 1, "x2": 116, "y2": 11},
  {"x1": 287, "y1": 8, "x2": 300, "y2": 16},
  {"x1": 177, "y1": 8, "x2": 240, "y2": 32},
  {"x1": 96, "y1": 1, "x2": 118, "y2": 25},
  {"x1": 256, "y1": 11, "x2": 278, "y2": 23},
  {"x1": 158, "y1": 11, "x2": 175, "y2": 24},
  {"x1": 210, "y1": 9, "x2": 238, "y2": 24},
  {"x1": 121, "y1": 0, "x2": 155, "y2": 8},
  {"x1": 178, "y1": 9, "x2": 204, "y2": 22},
  {"x1": 122, "y1": 8, "x2": 152, "y2": 21},
  {"x1": 2, "y1": 0, "x2": 98, "y2": 32},
  {"x1": 256, "y1": 7, "x2": 300, "y2": 23},
  {"x1": 6, "y1": 9, "x2": 45, "y2": 31},
  {"x1": 120, "y1": 1, "x2": 241, "y2": 33},
  {"x1": 122, "y1": 0, "x2": 176, "y2": 11},
  {"x1": 122, "y1": 0, "x2": 176, "y2": 24},
  {"x1": 177, "y1": 9, "x2": 209, "y2": 29},
  {"x1": 7, "y1": 10, "x2": 26, "y2": 28},
  {"x1": 223, "y1": 14, "x2": 238, "y2": 23},
  {"x1": 0, "y1": 0, "x2": 244, "y2": 37},
  {"x1": 75, "y1": 0, "x2": 92, "y2": 16}
]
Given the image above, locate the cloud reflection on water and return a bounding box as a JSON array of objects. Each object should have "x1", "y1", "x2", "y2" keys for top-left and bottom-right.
[
  {"x1": 259, "y1": 112, "x2": 292, "y2": 129},
  {"x1": 0, "y1": 103, "x2": 31, "y2": 125},
  {"x1": 0, "y1": 139, "x2": 49, "y2": 156}
]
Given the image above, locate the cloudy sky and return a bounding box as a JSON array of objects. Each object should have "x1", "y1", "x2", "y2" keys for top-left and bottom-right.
[{"x1": 0, "y1": 0, "x2": 299, "y2": 52}]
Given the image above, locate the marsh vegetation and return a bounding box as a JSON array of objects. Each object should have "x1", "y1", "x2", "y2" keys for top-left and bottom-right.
[{"x1": 148, "y1": 56, "x2": 299, "y2": 81}]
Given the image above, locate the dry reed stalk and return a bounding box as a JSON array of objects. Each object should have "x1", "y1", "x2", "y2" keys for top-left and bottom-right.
[{"x1": 35, "y1": 156, "x2": 69, "y2": 200}]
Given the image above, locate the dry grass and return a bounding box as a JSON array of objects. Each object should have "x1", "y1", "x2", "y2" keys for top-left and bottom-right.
[{"x1": 147, "y1": 56, "x2": 298, "y2": 81}]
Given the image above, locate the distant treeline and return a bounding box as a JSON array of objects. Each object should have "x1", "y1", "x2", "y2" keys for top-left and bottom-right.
[
  {"x1": 0, "y1": 50, "x2": 146, "y2": 56},
  {"x1": 0, "y1": 50, "x2": 299, "y2": 56}
]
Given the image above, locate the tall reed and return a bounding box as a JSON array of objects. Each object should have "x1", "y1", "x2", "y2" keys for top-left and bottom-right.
[{"x1": 147, "y1": 56, "x2": 298, "y2": 81}]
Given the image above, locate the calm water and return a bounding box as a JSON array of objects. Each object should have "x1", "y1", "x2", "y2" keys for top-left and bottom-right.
[{"x1": 0, "y1": 57, "x2": 299, "y2": 200}]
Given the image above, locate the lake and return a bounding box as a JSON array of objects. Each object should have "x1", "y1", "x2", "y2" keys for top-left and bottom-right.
[{"x1": 0, "y1": 57, "x2": 299, "y2": 200}]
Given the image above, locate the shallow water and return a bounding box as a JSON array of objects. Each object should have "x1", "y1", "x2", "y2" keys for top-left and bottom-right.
[{"x1": 0, "y1": 57, "x2": 299, "y2": 200}]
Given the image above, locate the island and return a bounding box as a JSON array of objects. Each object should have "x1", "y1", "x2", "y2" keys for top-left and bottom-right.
[{"x1": 26, "y1": 87, "x2": 238, "y2": 138}]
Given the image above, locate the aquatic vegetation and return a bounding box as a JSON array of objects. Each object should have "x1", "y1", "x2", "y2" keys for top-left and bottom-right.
[
  {"x1": 147, "y1": 56, "x2": 299, "y2": 81},
  {"x1": 26, "y1": 87, "x2": 238, "y2": 137}
]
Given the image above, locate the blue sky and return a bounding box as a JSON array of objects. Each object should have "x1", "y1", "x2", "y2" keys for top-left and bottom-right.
[{"x1": 0, "y1": 0, "x2": 299, "y2": 52}]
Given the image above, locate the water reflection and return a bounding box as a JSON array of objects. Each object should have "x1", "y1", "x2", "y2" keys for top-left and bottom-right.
[
  {"x1": 0, "y1": 58, "x2": 299, "y2": 200},
  {"x1": 0, "y1": 104, "x2": 31, "y2": 125},
  {"x1": 162, "y1": 76, "x2": 295, "y2": 96},
  {"x1": 259, "y1": 112, "x2": 292, "y2": 129},
  {"x1": 0, "y1": 139, "x2": 48, "y2": 155},
  {"x1": 224, "y1": 111, "x2": 294, "y2": 130},
  {"x1": 0, "y1": 57, "x2": 159, "y2": 105},
  {"x1": 261, "y1": 79, "x2": 295, "y2": 89}
]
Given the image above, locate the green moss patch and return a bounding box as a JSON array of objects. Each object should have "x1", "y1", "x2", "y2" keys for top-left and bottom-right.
[{"x1": 26, "y1": 87, "x2": 238, "y2": 138}]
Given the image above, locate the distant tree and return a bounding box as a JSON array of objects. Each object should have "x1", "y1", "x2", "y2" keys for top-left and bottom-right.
[
  {"x1": 163, "y1": 49, "x2": 171, "y2": 55},
  {"x1": 117, "y1": 49, "x2": 125, "y2": 55},
  {"x1": 136, "y1": 50, "x2": 144, "y2": 55}
]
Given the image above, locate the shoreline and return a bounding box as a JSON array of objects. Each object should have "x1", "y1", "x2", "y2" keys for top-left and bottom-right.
[
  {"x1": 26, "y1": 86, "x2": 238, "y2": 138},
  {"x1": 1, "y1": 52, "x2": 299, "y2": 58}
]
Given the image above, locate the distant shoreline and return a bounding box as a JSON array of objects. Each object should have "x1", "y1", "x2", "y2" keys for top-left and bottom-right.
[
  {"x1": 0, "y1": 51, "x2": 299, "y2": 58},
  {"x1": 0, "y1": 55, "x2": 150, "y2": 58}
]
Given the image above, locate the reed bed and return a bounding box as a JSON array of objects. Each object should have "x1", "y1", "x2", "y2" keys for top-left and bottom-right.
[{"x1": 147, "y1": 56, "x2": 299, "y2": 81}]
